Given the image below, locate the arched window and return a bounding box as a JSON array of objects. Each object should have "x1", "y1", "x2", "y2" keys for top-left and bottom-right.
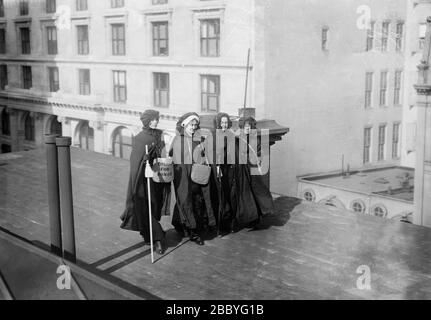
[
  {"x1": 302, "y1": 189, "x2": 316, "y2": 202},
  {"x1": 50, "y1": 117, "x2": 62, "y2": 135},
  {"x1": 113, "y1": 127, "x2": 133, "y2": 160},
  {"x1": 351, "y1": 200, "x2": 366, "y2": 214},
  {"x1": 372, "y1": 204, "x2": 388, "y2": 218},
  {"x1": 1, "y1": 108, "x2": 10, "y2": 136},
  {"x1": 24, "y1": 112, "x2": 35, "y2": 141},
  {"x1": 78, "y1": 121, "x2": 94, "y2": 151}
]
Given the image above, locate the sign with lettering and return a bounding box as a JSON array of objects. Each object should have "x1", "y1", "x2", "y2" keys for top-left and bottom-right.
[{"x1": 152, "y1": 158, "x2": 174, "y2": 183}]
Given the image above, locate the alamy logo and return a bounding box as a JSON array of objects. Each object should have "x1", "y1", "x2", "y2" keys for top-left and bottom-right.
[
  {"x1": 56, "y1": 265, "x2": 71, "y2": 290},
  {"x1": 356, "y1": 5, "x2": 371, "y2": 30},
  {"x1": 356, "y1": 265, "x2": 371, "y2": 290}
]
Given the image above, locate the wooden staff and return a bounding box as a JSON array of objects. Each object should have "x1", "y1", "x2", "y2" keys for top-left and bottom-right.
[{"x1": 145, "y1": 145, "x2": 155, "y2": 264}]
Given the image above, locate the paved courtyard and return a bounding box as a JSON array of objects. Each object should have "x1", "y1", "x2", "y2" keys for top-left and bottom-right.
[{"x1": 1, "y1": 148, "x2": 431, "y2": 299}]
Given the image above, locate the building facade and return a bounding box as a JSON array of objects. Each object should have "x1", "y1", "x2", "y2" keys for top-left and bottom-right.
[
  {"x1": 264, "y1": 0, "x2": 413, "y2": 196},
  {"x1": 0, "y1": 0, "x2": 260, "y2": 157},
  {"x1": 1, "y1": 0, "x2": 431, "y2": 200}
]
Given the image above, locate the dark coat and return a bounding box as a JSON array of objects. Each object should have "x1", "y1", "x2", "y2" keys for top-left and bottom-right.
[
  {"x1": 232, "y1": 134, "x2": 274, "y2": 224},
  {"x1": 120, "y1": 128, "x2": 171, "y2": 242},
  {"x1": 169, "y1": 133, "x2": 218, "y2": 231}
]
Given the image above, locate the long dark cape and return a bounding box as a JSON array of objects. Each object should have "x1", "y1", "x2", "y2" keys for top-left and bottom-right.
[
  {"x1": 170, "y1": 134, "x2": 218, "y2": 231},
  {"x1": 120, "y1": 128, "x2": 171, "y2": 242}
]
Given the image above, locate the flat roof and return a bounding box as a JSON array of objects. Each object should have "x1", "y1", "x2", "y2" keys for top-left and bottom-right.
[
  {"x1": 299, "y1": 166, "x2": 414, "y2": 202},
  {"x1": 1, "y1": 149, "x2": 430, "y2": 299}
]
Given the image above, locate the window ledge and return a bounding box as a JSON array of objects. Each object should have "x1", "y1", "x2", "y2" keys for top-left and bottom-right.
[
  {"x1": 71, "y1": 13, "x2": 91, "y2": 20},
  {"x1": 141, "y1": 7, "x2": 173, "y2": 16},
  {"x1": 13, "y1": 17, "x2": 32, "y2": 23},
  {"x1": 190, "y1": 2, "x2": 227, "y2": 13}
]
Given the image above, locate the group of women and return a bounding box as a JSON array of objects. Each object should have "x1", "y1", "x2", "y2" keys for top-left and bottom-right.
[{"x1": 120, "y1": 110, "x2": 274, "y2": 254}]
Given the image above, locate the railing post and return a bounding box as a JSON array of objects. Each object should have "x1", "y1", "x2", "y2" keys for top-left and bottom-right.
[
  {"x1": 56, "y1": 137, "x2": 76, "y2": 263},
  {"x1": 45, "y1": 134, "x2": 62, "y2": 256}
]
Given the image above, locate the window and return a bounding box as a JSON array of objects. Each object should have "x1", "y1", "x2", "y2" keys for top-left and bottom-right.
[
  {"x1": 113, "y1": 70, "x2": 127, "y2": 103},
  {"x1": 302, "y1": 190, "x2": 316, "y2": 202},
  {"x1": 381, "y1": 22, "x2": 389, "y2": 51},
  {"x1": 0, "y1": 0, "x2": 4, "y2": 17},
  {"x1": 394, "y1": 70, "x2": 402, "y2": 106},
  {"x1": 392, "y1": 122, "x2": 400, "y2": 159},
  {"x1": 1, "y1": 108, "x2": 10, "y2": 136},
  {"x1": 351, "y1": 200, "x2": 366, "y2": 214},
  {"x1": 111, "y1": 24, "x2": 125, "y2": 56},
  {"x1": 78, "y1": 121, "x2": 94, "y2": 151},
  {"x1": 0, "y1": 29, "x2": 5, "y2": 54},
  {"x1": 20, "y1": 27, "x2": 31, "y2": 54},
  {"x1": 379, "y1": 71, "x2": 388, "y2": 107},
  {"x1": 47, "y1": 27, "x2": 58, "y2": 55},
  {"x1": 79, "y1": 69, "x2": 90, "y2": 95},
  {"x1": 19, "y1": 0, "x2": 29, "y2": 16},
  {"x1": 48, "y1": 67, "x2": 59, "y2": 92},
  {"x1": 378, "y1": 124, "x2": 386, "y2": 161},
  {"x1": 153, "y1": 73, "x2": 169, "y2": 108},
  {"x1": 395, "y1": 22, "x2": 404, "y2": 52},
  {"x1": 24, "y1": 113, "x2": 34, "y2": 141},
  {"x1": 366, "y1": 21, "x2": 375, "y2": 51},
  {"x1": 113, "y1": 127, "x2": 133, "y2": 160},
  {"x1": 321, "y1": 27, "x2": 329, "y2": 51},
  {"x1": 200, "y1": 19, "x2": 220, "y2": 57},
  {"x1": 111, "y1": 0, "x2": 124, "y2": 8},
  {"x1": 77, "y1": 25, "x2": 89, "y2": 55},
  {"x1": 152, "y1": 0, "x2": 167, "y2": 4},
  {"x1": 201, "y1": 75, "x2": 220, "y2": 112},
  {"x1": 22, "y1": 66, "x2": 32, "y2": 89},
  {"x1": 372, "y1": 205, "x2": 387, "y2": 218},
  {"x1": 365, "y1": 72, "x2": 373, "y2": 108},
  {"x1": 419, "y1": 23, "x2": 426, "y2": 49},
  {"x1": 152, "y1": 22, "x2": 168, "y2": 56},
  {"x1": 76, "y1": 0, "x2": 88, "y2": 11},
  {"x1": 0, "y1": 64, "x2": 8, "y2": 90},
  {"x1": 364, "y1": 127, "x2": 371, "y2": 164},
  {"x1": 46, "y1": 0, "x2": 56, "y2": 13}
]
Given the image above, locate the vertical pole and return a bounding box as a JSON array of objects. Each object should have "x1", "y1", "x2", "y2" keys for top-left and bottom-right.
[
  {"x1": 56, "y1": 137, "x2": 76, "y2": 263},
  {"x1": 243, "y1": 48, "x2": 251, "y2": 110},
  {"x1": 45, "y1": 134, "x2": 62, "y2": 256}
]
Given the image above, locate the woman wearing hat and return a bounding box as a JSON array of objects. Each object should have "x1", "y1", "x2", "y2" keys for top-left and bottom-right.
[
  {"x1": 120, "y1": 110, "x2": 171, "y2": 254},
  {"x1": 232, "y1": 116, "x2": 274, "y2": 228},
  {"x1": 169, "y1": 112, "x2": 218, "y2": 245},
  {"x1": 215, "y1": 113, "x2": 237, "y2": 234}
]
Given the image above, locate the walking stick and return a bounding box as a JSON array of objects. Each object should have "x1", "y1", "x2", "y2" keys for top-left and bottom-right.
[{"x1": 145, "y1": 145, "x2": 155, "y2": 264}]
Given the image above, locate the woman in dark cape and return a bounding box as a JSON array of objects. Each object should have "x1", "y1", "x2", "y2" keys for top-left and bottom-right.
[
  {"x1": 120, "y1": 110, "x2": 171, "y2": 254},
  {"x1": 232, "y1": 116, "x2": 274, "y2": 228},
  {"x1": 169, "y1": 112, "x2": 218, "y2": 245},
  {"x1": 215, "y1": 113, "x2": 237, "y2": 233}
]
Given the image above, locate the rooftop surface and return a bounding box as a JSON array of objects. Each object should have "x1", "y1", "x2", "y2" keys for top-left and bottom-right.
[
  {"x1": 300, "y1": 167, "x2": 415, "y2": 202},
  {"x1": 0, "y1": 148, "x2": 430, "y2": 299}
]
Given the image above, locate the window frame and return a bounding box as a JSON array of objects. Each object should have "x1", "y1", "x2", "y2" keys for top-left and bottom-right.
[
  {"x1": 46, "y1": 26, "x2": 58, "y2": 55},
  {"x1": 111, "y1": 23, "x2": 126, "y2": 56},
  {"x1": 77, "y1": 25, "x2": 89, "y2": 55},
  {"x1": 378, "y1": 124, "x2": 386, "y2": 161},
  {"x1": 152, "y1": 21, "x2": 169, "y2": 56},
  {"x1": 201, "y1": 74, "x2": 220, "y2": 112},
  {"x1": 153, "y1": 72, "x2": 170, "y2": 108},
  {"x1": 21, "y1": 65, "x2": 32, "y2": 89},
  {"x1": 363, "y1": 126, "x2": 372, "y2": 164},
  {"x1": 113, "y1": 70, "x2": 127, "y2": 103},
  {"x1": 365, "y1": 72, "x2": 373, "y2": 108},
  {"x1": 48, "y1": 66, "x2": 59, "y2": 92},
  {"x1": 78, "y1": 68, "x2": 91, "y2": 96},
  {"x1": 200, "y1": 19, "x2": 220, "y2": 57}
]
